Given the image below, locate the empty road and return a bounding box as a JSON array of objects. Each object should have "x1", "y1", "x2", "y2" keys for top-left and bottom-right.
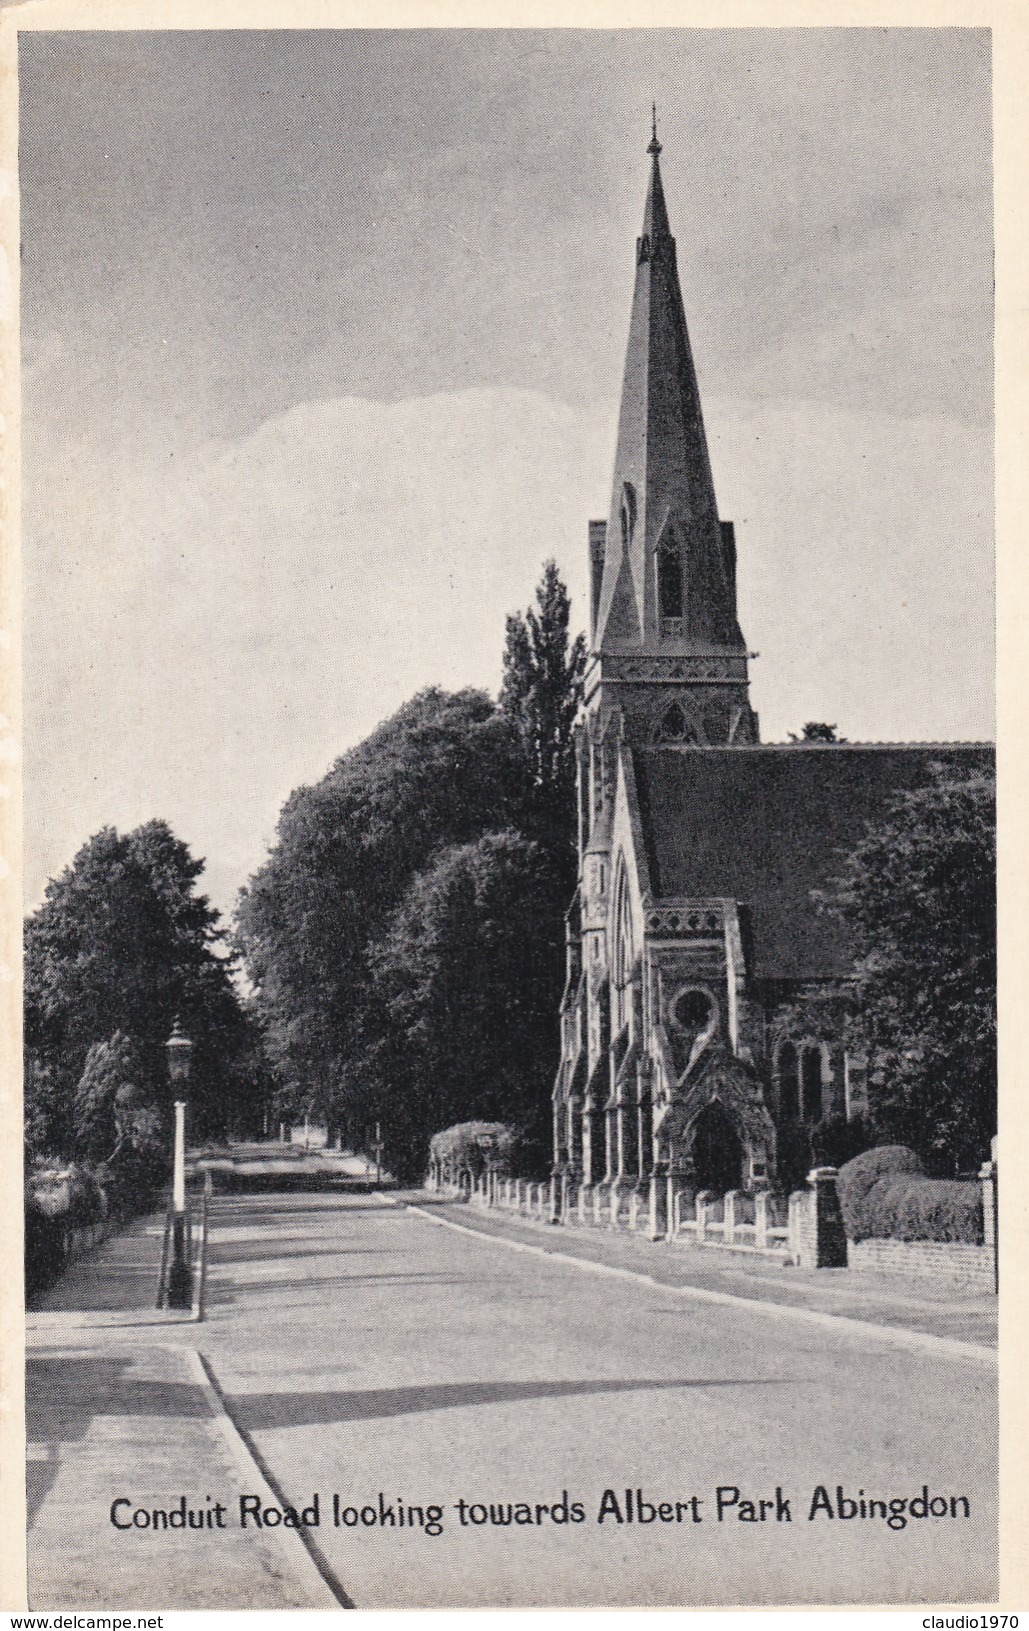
[
  {"x1": 26, "y1": 1185, "x2": 997, "y2": 1609},
  {"x1": 190, "y1": 1189, "x2": 996, "y2": 1608}
]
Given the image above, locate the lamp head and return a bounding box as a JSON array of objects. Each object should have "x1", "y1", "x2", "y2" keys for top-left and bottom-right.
[{"x1": 166, "y1": 1019, "x2": 193, "y2": 1086}]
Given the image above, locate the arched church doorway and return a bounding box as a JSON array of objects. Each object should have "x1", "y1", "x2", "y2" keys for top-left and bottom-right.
[{"x1": 691, "y1": 1100, "x2": 744, "y2": 1196}]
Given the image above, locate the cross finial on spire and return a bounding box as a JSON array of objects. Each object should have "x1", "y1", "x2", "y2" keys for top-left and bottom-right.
[{"x1": 647, "y1": 103, "x2": 662, "y2": 157}]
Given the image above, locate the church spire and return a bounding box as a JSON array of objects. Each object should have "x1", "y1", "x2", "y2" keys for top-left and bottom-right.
[
  {"x1": 594, "y1": 121, "x2": 744, "y2": 658},
  {"x1": 584, "y1": 119, "x2": 758, "y2": 751}
]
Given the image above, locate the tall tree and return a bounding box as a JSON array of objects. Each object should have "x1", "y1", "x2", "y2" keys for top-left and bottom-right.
[
  {"x1": 236, "y1": 688, "x2": 525, "y2": 1134},
  {"x1": 238, "y1": 571, "x2": 586, "y2": 1175},
  {"x1": 819, "y1": 764, "x2": 995, "y2": 1173},
  {"x1": 25, "y1": 819, "x2": 250, "y2": 1151},
  {"x1": 500, "y1": 560, "x2": 586, "y2": 873},
  {"x1": 369, "y1": 831, "x2": 565, "y2": 1181}
]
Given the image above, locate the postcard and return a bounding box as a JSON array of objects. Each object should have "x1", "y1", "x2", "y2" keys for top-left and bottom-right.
[{"x1": 3, "y1": 8, "x2": 1022, "y2": 1614}]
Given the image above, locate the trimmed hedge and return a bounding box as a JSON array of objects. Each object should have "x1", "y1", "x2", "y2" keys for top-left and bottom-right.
[
  {"x1": 24, "y1": 1203, "x2": 69, "y2": 1298},
  {"x1": 25, "y1": 1149, "x2": 167, "y2": 1300},
  {"x1": 98, "y1": 1146, "x2": 166, "y2": 1218},
  {"x1": 837, "y1": 1146, "x2": 983, "y2": 1245},
  {"x1": 430, "y1": 1121, "x2": 515, "y2": 1176},
  {"x1": 836, "y1": 1145, "x2": 923, "y2": 1224}
]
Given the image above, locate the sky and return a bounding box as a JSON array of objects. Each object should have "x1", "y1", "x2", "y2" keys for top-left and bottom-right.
[{"x1": 20, "y1": 28, "x2": 994, "y2": 918}]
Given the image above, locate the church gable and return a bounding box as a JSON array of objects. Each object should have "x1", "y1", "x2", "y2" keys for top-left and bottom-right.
[
  {"x1": 600, "y1": 546, "x2": 642, "y2": 645},
  {"x1": 658, "y1": 1045, "x2": 775, "y2": 1155}
]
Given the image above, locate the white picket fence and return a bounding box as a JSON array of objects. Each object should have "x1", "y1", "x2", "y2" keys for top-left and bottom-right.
[
  {"x1": 674, "y1": 1187, "x2": 793, "y2": 1258},
  {"x1": 431, "y1": 1167, "x2": 796, "y2": 1259}
]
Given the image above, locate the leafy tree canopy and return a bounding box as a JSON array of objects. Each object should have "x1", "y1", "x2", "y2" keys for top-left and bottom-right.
[
  {"x1": 236, "y1": 687, "x2": 526, "y2": 1123},
  {"x1": 238, "y1": 563, "x2": 586, "y2": 1177},
  {"x1": 819, "y1": 764, "x2": 995, "y2": 1173},
  {"x1": 25, "y1": 819, "x2": 253, "y2": 1152},
  {"x1": 369, "y1": 830, "x2": 565, "y2": 1180}
]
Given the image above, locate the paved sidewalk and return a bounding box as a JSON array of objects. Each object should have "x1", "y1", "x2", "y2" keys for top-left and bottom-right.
[
  {"x1": 25, "y1": 1213, "x2": 338, "y2": 1609},
  {"x1": 404, "y1": 1193, "x2": 997, "y2": 1350},
  {"x1": 28, "y1": 1213, "x2": 187, "y2": 1330}
]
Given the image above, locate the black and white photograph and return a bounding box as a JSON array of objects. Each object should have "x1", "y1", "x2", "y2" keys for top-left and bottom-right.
[{"x1": 10, "y1": 18, "x2": 1004, "y2": 1613}]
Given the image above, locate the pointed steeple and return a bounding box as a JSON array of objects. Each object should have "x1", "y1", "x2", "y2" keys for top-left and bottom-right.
[
  {"x1": 582, "y1": 119, "x2": 758, "y2": 757},
  {"x1": 594, "y1": 122, "x2": 744, "y2": 658}
]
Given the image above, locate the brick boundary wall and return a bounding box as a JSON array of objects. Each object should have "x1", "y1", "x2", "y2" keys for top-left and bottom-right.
[
  {"x1": 848, "y1": 1237, "x2": 994, "y2": 1292},
  {"x1": 450, "y1": 1149, "x2": 998, "y2": 1293}
]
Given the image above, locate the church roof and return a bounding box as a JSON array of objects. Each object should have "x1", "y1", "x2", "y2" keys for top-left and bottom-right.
[{"x1": 632, "y1": 743, "x2": 994, "y2": 980}]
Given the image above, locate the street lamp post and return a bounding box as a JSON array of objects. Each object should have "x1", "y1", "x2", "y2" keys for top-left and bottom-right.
[
  {"x1": 480, "y1": 1132, "x2": 495, "y2": 1207},
  {"x1": 166, "y1": 1020, "x2": 194, "y2": 1311},
  {"x1": 373, "y1": 1121, "x2": 384, "y2": 1188}
]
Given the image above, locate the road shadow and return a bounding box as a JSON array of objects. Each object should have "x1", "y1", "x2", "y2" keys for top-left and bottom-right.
[
  {"x1": 25, "y1": 1353, "x2": 213, "y2": 1522},
  {"x1": 209, "y1": 1243, "x2": 398, "y2": 1266},
  {"x1": 203, "y1": 1270, "x2": 502, "y2": 1307},
  {"x1": 399, "y1": 1193, "x2": 470, "y2": 1209},
  {"x1": 25, "y1": 1445, "x2": 61, "y2": 1529},
  {"x1": 230, "y1": 1375, "x2": 794, "y2": 1431},
  {"x1": 212, "y1": 1199, "x2": 400, "y2": 1219},
  {"x1": 213, "y1": 1173, "x2": 388, "y2": 1195}
]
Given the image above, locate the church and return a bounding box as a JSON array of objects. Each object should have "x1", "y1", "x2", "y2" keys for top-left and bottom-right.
[{"x1": 551, "y1": 122, "x2": 992, "y2": 1236}]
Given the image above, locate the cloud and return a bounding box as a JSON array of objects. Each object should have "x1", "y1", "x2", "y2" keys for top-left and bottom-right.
[
  {"x1": 23, "y1": 388, "x2": 611, "y2": 914},
  {"x1": 24, "y1": 386, "x2": 992, "y2": 917},
  {"x1": 710, "y1": 397, "x2": 993, "y2": 745}
]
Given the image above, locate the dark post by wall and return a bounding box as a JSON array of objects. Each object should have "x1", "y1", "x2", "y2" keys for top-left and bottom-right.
[{"x1": 793, "y1": 1166, "x2": 848, "y2": 1270}]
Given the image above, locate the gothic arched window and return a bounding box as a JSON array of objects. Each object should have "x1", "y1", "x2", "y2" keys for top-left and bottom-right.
[
  {"x1": 654, "y1": 702, "x2": 702, "y2": 746},
  {"x1": 776, "y1": 1039, "x2": 799, "y2": 1119},
  {"x1": 801, "y1": 1045, "x2": 825, "y2": 1122},
  {"x1": 615, "y1": 872, "x2": 633, "y2": 989},
  {"x1": 658, "y1": 542, "x2": 683, "y2": 623},
  {"x1": 620, "y1": 482, "x2": 637, "y2": 551},
  {"x1": 659, "y1": 702, "x2": 686, "y2": 741},
  {"x1": 612, "y1": 863, "x2": 634, "y2": 1035}
]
